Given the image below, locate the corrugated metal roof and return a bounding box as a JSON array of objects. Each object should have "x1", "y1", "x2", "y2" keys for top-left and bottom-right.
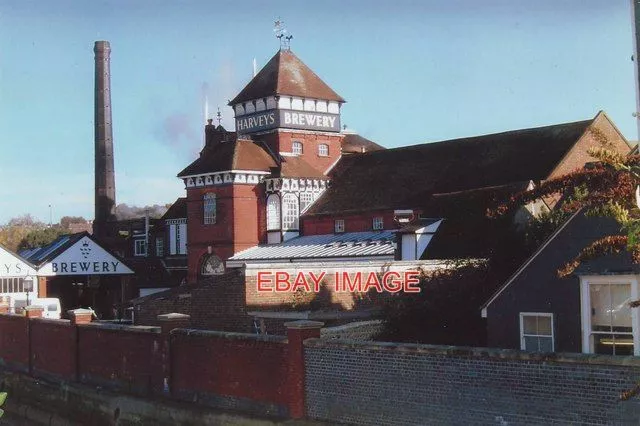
[{"x1": 229, "y1": 230, "x2": 397, "y2": 261}]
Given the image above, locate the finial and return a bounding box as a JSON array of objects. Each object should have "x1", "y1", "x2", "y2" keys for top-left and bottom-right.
[
  {"x1": 274, "y1": 17, "x2": 293, "y2": 50},
  {"x1": 216, "y1": 107, "x2": 222, "y2": 126}
]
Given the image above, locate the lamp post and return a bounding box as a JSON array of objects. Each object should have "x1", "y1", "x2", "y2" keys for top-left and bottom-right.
[{"x1": 23, "y1": 276, "x2": 34, "y2": 307}]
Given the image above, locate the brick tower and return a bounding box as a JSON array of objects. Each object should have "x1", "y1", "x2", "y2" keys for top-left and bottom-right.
[{"x1": 178, "y1": 48, "x2": 345, "y2": 282}]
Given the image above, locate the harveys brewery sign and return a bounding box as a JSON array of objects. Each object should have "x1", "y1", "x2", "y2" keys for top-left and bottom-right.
[
  {"x1": 0, "y1": 246, "x2": 36, "y2": 277},
  {"x1": 236, "y1": 109, "x2": 340, "y2": 134}
]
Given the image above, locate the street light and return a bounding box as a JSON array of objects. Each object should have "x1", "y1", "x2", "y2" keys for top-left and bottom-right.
[{"x1": 23, "y1": 276, "x2": 34, "y2": 307}]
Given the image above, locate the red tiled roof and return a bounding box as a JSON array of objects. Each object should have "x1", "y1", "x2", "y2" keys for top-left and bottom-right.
[
  {"x1": 177, "y1": 139, "x2": 277, "y2": 177},
  {"x1": 305, "y1": 118, "x2": 595, "y2": 216},
  {"x1": 229, "y1": 50, "x2": 345, "y2": 105},
  {"x1": 279, "y1": 155, "x2": 327, "y2": 179}
]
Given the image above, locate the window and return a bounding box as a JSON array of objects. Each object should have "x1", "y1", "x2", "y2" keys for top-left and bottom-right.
[
  {"x1": 292, "y1": 141, "x2": 303, "y2": 155},
  {"x1": 134, "y1": 239, "x2": 147, "y2": 256},
  {"x1": 201, "y1": 254, "x2": 225, "y2": 276},
  {"x1": 589, "y1": 282, "x2": 633, "y2": 355},
  {"x1": 300, "y1": 192, "x2": 313, "y2": 212},
  {"x1": 282, "y1": 193, "x2": 299, "y2": 230},
  {"x1": 335, "y1": 219, "x2": 345, "y2": 233},
  {"x1": 373, "y1": 216, "x2": 384, "y2": 230},
  {"x1": 580, "y1": 276, "x2": 639, "y2": 356},
  {"x1": 318, "y1": 143, "x2": 329, "y2": 157},
  {"x1": 0, "y1": 278, "x2": 25, "y2": 293},
  {"x1": 267, "y1": 194, "x2": 281, "y2": 230},
  {"x1": 520, "y1": 313, "x2": 554, "y2": 352},
  {"x1": 156, "y1": 238, "x2": 164, "y2": 257},
  {"x1": 203, "y1": 193, "x2": 216, "y2": 224}
]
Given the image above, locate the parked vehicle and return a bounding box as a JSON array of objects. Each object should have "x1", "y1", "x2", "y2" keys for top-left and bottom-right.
[{"x1": 12, "y1": 298, "x2": 61, "y2": 319}]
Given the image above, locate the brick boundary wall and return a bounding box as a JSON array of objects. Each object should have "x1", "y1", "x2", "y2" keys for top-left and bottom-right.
[{"x1": 304, "y1": 339, "x2": 640, "y2": 425}]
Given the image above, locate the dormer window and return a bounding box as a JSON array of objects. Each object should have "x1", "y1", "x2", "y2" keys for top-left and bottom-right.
[
  {"x1": 318, "y1": 143, "x2": 329, "y2": 157},
  {"x1": 292, "y1": 141, "x2": 303, "y2": 155}
]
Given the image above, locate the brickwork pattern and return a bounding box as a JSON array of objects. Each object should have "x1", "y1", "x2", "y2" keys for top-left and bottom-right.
[
  {"x1": 304, "y1": 340, "x2": 640, "y2": 425},
  {"x1": 0, "y1": 314, "x2": 29, "y2": 372}
]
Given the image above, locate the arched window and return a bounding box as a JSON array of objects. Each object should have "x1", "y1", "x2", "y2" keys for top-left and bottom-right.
[
  {"x1": 300, "y1": 192, "x2": 313, "y2": 212},
  {"x1": 282, "y1": 193, "x2": 299, "y2": 230},
  {"x1": 200, "y1": 254, "x2": 225, "y2": 276},
  {"x1": 292, "y1": 141, "x2": 303, "y2": 155},
  {"x1": 318, "y1": 143, "x2": 329, "y2": 157},
  {"x1": 203, "y1": 193, "x2": 216, "y2": 224},
  {"x1": 266, "y1": 194, "x2": 281, "y2": 230}
]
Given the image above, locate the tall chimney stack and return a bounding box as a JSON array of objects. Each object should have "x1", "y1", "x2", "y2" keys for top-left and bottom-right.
[{"x1": 93, "y1": 40, "x2": 116, "y2": 238}]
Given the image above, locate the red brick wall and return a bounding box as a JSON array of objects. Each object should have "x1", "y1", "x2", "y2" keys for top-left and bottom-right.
[
  {"x1": 171, "y1": 331, "x2": 290, "y2": 411},
  {"x1": 302, "y1": 210, "x2": 396, "y2": 235},
  {"x1": 30, "y1": 319, "x2": 76, "y2": 380},
  {"x1": 549, "y1": 112, "x2": 631, "y2": 179},
  {"x1": 77, "y1": 325, "x2": 164, "y2": 394},
  {"x1": 0, "y1": 314, "x2": 29, "y2": 371}
]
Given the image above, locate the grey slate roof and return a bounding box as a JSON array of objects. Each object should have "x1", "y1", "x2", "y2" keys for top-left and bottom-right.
[{"x1": 228, "y1": 231, "x2": 397, "y2": 262}]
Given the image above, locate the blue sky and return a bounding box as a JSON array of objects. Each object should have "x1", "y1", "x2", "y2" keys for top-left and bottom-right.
[{"x1": 0, "y1": 0, "x2": 637, "y2": 224}]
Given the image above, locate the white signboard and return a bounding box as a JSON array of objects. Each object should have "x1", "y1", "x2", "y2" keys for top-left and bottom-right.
[
  {"x1": 0, "y1": 245, "x2": 36, "y2": 277},
  {"x1": 38, "y1": 236, "x2": 133, "y2": 276}
]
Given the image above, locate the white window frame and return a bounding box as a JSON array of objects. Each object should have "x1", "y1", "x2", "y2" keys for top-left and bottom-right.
[
  {"x1": 580, "y1": 275, "x2": 640, "y2": 356},
  {"x1": 372, "y1": 216, "x2": 384, "y2": 230},
  {"x1": 318, "y1": 143, "x2": 329, "y2": 157},
  {"x1": 282, "y1": 193, "x2": 299, "y2": 230},
  {"x1": 266, "y1": 194, "x2": 281, "y2": 231},
  {"x1": 134, "y1": 239, "x2": 147, "y2": 256},
  {"x1": 335, "y1": 219, "x2": 345, "y2": 233},
  {"x1": 292, "y1": 141, "x2": 303, "y2": 155},
  {"x1": 203, "y1": 193, "x2": 216, "y2": 225},
  {"x1": 300, "y1": 192, "x2": 314, "y2": 213},
  {"x1": 519, "y1": 312, "x2": 554, "y2": 352}
]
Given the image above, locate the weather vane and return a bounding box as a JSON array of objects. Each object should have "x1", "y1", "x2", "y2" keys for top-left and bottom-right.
[
  {"x1": 274, "y1": 17, "x2": 293, "y2": 50},
  {"x1": 216, "y1": 107, "x2": 222, "y2": 126}
]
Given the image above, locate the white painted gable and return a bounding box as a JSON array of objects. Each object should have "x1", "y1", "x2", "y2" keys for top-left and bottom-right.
[
  {"x1": 38, "y1": 236, "x2": 133, "y2": 276},
  {"x1": 0, "y1": 245, "x2": 37, "y2": 277}
]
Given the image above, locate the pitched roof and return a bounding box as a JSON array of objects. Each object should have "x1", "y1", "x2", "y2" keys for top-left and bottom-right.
[
  {"x1": 162, "y1": 198, "x2": 187, "y2": 220},
  {"x1": 229, "y1": 50, "x2": 345, "y2": 105},
  {"x1": 19, "y1": 232, "x2": 86, "y2": 265},
  {"x1": 341, "y1": 133, "x2": 385, "y2": 154},
  {"x1": 227, "y1": 230, "x2": 397, "y2": 263},
  {"x1": 305, "y1": 117, "x2": 595, "y2": 216},
  {"x1": 279, "y1": 155, "x2": 328, "y2": 179},
  {"x1": 177, "y1": 139, "x2": 277, "y2": 177}
]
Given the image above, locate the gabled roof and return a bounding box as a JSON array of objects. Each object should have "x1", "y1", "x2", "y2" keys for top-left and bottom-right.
[
  {"x1": 227, "y1": 230, "x2": 397, "y2": 264},
  {"x1": 229, "y1": 50, "x2": 345, "y2": 105},
  {"x1": 162, "y1": 198, "x2": 187, "y2": 220},
  {"x1": 305, "y1": 117, "x2": 595, "y2": 216},
  {"x1": 177, "y1": 139, "x2": 277, "y2": 177}
]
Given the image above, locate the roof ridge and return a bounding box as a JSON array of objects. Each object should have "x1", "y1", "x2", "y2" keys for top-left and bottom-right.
[{"x1": 350, "y1": 117, "x2": 595, "y2": 158}]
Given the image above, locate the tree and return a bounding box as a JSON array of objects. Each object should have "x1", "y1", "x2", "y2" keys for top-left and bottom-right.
[
  {"x1": 18, "y1": 226, "x2": 67, "y2": 251},
  {"x1": 59, "y1": 216, "x2": 87, "y2": 230},
  {"x1": 0, "y1": 214, "x2": 46, "y2": 252}
]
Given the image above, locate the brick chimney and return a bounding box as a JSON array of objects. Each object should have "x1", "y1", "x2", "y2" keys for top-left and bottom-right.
[{"x1": 93, "y1": 40, "x2": 116, "y2": 238}]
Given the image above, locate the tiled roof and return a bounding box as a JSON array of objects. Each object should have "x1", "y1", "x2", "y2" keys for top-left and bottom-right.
[
  {"x1": 279, "y1": 155, "x2": 328, "y2": 179},
  {"x1": 177, "y1": 139, "x2": 277, "y2": 177},
  {"x1": 229, "y1": 50, "x2": 345, "y2": 105},
  {"x1": 228, "y1": 231, "x2": 397, "y2": 262},
  {"x1": 305, "y1": 117, "x2": 594, "y2": 216},
  {"x1": 341, "y1": 133, "x2": 385, "y2": 154},
  {"x1": 162, "y1": 198, "x2": 187, "y2": 220}
]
